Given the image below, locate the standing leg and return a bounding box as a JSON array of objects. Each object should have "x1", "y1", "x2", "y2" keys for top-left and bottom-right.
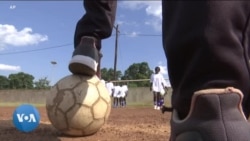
[
  {"x1": 162, "y1": 1, "x2": 250, "y2": 140},
  {"x1": 156, "y1": 92, "x2": 161, "y2": 110},
  {"x1": 162, "y1": 0, "x2": 250, "y2": 119},
  {"x1": 153, "y1": 92, "x2": 157, "y2": 109}
]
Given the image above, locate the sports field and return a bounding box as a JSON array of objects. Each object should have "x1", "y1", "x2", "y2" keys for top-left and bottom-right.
[{"x1": 0, "y1": 106, "x2": 171, "y2": 141}]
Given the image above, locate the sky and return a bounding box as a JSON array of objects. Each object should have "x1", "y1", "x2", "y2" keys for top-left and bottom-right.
[{"x1": 0, "y1": 1, "x2": 169, "y2": 85}]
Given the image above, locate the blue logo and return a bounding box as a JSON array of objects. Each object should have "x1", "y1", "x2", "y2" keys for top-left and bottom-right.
[{"x1": 12, "y1": 104, "x2": 40, "y2": 132}]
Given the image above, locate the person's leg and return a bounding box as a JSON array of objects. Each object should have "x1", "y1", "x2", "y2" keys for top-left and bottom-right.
[
  {"x1": 69, "y1": 0, "x2": 117, "y2": 77},
  {"x1": 113, "y1": 97, "x2": 117, "y2": 108},
  {"x1": 162, "y1": 1, "x2": 250, "y2": 119},
  {"x1": 156, "y1": 92, "x2": 161, "y2": 110},
  {"x1": 153, "y1": 92, "x2": 157, "y2": 109},
  {"x1": 162, "y1": 1, "x2": 250, "y2": 140},
  {"x1": 160, "y1": 95, "x2": 164, "y2": 108},
  {"x1": 124, "y1": 96, "x2": 127, "y2": 107}
]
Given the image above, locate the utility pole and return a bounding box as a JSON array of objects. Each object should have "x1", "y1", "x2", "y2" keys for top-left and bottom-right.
[
  {"x1": 113, "y1": 24, "x2": 119, "y2": 80},
  {"x1": 50, "y1": 61, "x2": 57, "y2": 87}
]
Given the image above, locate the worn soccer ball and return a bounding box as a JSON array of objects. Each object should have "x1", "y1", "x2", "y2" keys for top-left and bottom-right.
[{"x1": 46, "y1": 75, "x2": 111, "y2": 136}]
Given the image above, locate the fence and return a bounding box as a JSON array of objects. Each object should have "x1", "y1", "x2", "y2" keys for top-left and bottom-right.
[{"x1": 0, "y1": 87, "x2": 172, "y2": 107}]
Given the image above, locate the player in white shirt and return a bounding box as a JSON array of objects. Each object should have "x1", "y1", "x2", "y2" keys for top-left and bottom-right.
[
  {"x1": 105, "y1": 80, "x2": 114, "y2": 97},
  {"x1": 120, "y1": 84, "x2": 128, "y2": 107},
  {"x1": 150, "y1": 66, "x2": 167, "y2": 110},
  {"x1": 112, "y1": 85, "x2": 122, "y2": 108}
]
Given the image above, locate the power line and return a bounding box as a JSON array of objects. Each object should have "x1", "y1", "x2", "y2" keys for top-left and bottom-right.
[
  {"x1": 112, "y1": 33, "x2": 162, "y2": 37},
  {"x1": 0, "y1": 33, "x2": 161, "y2": 56},
  {"x1": 0, "y1": 43, "x2": 72, "y2": 55}
]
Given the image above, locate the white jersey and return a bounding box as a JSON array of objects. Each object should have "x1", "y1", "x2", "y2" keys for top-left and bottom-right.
[
  {"x1": 113, "y1": 85, "x2": 122, "y2": 98},
  {"x1": 120, "y1": 85, "x2": 128, "y2": 98},
  {"x1": 105, "y1": 82, "x2": 114, "y2": 96},
  {"x1": 150, "y1": 73, "x2": 166, "y2": 93}
]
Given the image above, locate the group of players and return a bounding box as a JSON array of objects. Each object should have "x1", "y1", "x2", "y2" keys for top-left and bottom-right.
[
  {"x1": 104, "y1": 80, "x2": 128, "y2": 108},
  {"x1": 101, "y1": 66, "x2": 168, "y2": 110}
]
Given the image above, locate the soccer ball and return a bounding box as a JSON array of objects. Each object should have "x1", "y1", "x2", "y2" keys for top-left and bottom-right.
[{"x1": 46, "y1": 75, "x2": 111, "y2": 136}]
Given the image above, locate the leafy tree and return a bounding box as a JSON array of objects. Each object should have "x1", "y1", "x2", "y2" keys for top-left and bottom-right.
[
  {"x1": 0, "y1": 75, "x2": 9, "y2": 89},
  {"x1": 122, "y1": 62, "x2": 153, "y2": 87},
  {"x1": 8, "y1": 72, "x2": 34, "y2": 89},
  {"x1": 34, "y1": 77, "x2": 50, "y2": 89},
  {"x1": 101, "y1": 68, "x2": 122, "y2": 81}
]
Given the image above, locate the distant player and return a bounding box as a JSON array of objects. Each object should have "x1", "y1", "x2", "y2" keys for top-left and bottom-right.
[
  {"x1": 105, "y1": 80, "x2": 114, "y2": 97},
  {"x1": 112, "y1": 84, "x2": 121, "y2": 108},
  {"x1": 150, "y1": 66, "x2": 167, "y2": 110},
  {"x1": 120, "y1": 83, "x2": 128, "y2": 107}
]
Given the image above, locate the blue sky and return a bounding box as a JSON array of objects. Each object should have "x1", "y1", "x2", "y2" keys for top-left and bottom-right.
[{"x1": 0, "y1": 1, "x2": 169, "y2": 85}]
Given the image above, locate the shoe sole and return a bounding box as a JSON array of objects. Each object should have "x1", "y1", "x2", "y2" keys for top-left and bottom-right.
[{"x1": 69, "y1": 55, "x2": 98, "y2": 75}]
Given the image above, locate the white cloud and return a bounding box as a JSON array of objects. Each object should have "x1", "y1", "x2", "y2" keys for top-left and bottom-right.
[
  {"x1": 116, "y1": 20, "x2": 139, "y2": 27},
  {"x1": 124, "y1": 31, "x2": 139, "y2": 37},
  {"x1": 0, "y1": 64, "x2": 21, "y2": 71},
  {"x1": 0, "y1": 24, "x2": 48, "y2": 50},
  {"x1": 129, "y1": 31, "x2": 138, "y2": 37},
  {"x1": 145, "y1": 19, "x2": 162, "y2": 32},
  {"x1": 157, "y1": 61, "x2": 168, "y2": 75},
  {"x1": 9, "y1": 5, "x2": 16, "y2": 10},
  {"x1": 157, "y1": 62, "x2": 171, "y2": 87},
  {"x1": 120, "y1": 1, "x2": 162, "y2": 31}
]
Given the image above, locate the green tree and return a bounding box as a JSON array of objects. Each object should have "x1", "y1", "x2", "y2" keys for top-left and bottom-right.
[
  {"x1": 34, "y1": 77, "x2": 50, "y2": 89},
  {"x1": 101, "y1": 68, "x2": 122, "y2": 81},
  {"x1": 0, "y1": 75, "x2": 9, "y2": 89},
  {"x1": 122, "y1": 62, "x2": 153, "y2": 87},
  {"x1": 8, "y1": 72, "x2": 34, "y2": 89}
]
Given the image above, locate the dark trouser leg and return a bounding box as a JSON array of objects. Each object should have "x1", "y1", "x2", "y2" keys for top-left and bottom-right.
[
  {"x1": 153, "y1": 92, "x2": 157, "y2": 106},
  {"x1": 74, "y1": 0, "x2": 117, "y2": 49},
  {"x1": 162, "y1": 1, "x2": 250, "y2": 119}
]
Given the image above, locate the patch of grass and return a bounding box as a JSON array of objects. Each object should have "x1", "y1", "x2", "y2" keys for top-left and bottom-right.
[
  {"x1": 0, "y1": 102, "x2": 45, "y2": 107},
  {"x1": 126, "y1": 102, "x2": 152, "y2": 108}
]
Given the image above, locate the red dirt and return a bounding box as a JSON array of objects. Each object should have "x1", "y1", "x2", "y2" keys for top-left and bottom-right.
[{"x1": 0, "y1": 107, "x2": 171, "y2": 141}]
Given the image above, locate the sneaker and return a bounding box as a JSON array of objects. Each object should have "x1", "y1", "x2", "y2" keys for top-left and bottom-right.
[
  {"x1": 161, "y1": 105, "x2": 173, "y2": 114},
  {"x1": 69, "y1": 36, "x2": 101, "y2": 76},
  {"x1": 170, "y1": 87, "x2": 250, "y2": 141},
  {"x1": 154, "y1": 105, "x2": 157, "y2": 110}
]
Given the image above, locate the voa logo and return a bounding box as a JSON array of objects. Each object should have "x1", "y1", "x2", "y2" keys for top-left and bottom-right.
[{"x1": 12, "y1": 104, "x2": 40, "y2": 132}]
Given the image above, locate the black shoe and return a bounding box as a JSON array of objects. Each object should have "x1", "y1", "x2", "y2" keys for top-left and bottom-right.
[
  {"x1": 161, "y1": 105, "x2": 173, "y2": 114},
  {"x1": 69, "y1": 36, "x2": 100, "y2": 76},
  {"x1": 170, "y1": 87, "x2": 250, "y2": 141}
]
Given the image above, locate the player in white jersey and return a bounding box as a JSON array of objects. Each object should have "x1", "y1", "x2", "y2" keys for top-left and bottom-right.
[
  {"x1": 150, "y1": 66, "x2": 167, "y2": 110},
  {"x1": 120, "y1": 84, "x2": 128, "y2": 107},
  {"x1": 112, "y1": 85, "x2": 121, "y2": 108},
  {"x1": 105, "y1": 80, "x2": 114, "y2": 97}
]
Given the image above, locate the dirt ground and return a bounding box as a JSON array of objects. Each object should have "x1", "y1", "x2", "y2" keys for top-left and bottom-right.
[{"x1": 0, "y1": 107, "x2": 171, "y2": 141}]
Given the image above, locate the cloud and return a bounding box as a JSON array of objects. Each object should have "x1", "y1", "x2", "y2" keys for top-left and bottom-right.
[
  {"x1": 123, "y1": 31, "x2": 139, "y2": 37},
  {"x1": 157, "y1": 62, "x2": 171, "y2": 87},
  {"x1": 157, "y1": 61, "x2": 168, "y2": 75},
  {"x1": 9, "y1": 5, "x2": 16, "y2": 10},
  {"x1": 120, "y1": 1, "x2": 162, "y2": 31},
  {"x1": 0, "y1": 24, "x2": 48, "y2": 50},
  {"x1": 0, "y1": 64, "x2": 21, "y2": 71}
]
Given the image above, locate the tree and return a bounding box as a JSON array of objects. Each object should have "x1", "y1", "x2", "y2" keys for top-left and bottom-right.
[
  {"x1": 101, "y1": 68, "x2": 122, "y2": 81},
  {"x1": 122, "y1": 62, "x2": 153, "y2": 87},
  {"x1": 0, "y1": 75, "x2": 9, "y2": 89},
  {"x1": 8, "y1": 72, "x2": 34, "y2": 89},
  {"x1": 34, "y1": 77, "x2": 50, "y2": 89}
]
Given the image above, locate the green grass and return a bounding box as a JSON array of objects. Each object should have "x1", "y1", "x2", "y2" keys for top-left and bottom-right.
[
  {"x1": 0, "y1": 102, "x2": 45, "y2": 107},
  {"x1": 0, "y1": 102, "x2": 154, "y2": 108}
]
